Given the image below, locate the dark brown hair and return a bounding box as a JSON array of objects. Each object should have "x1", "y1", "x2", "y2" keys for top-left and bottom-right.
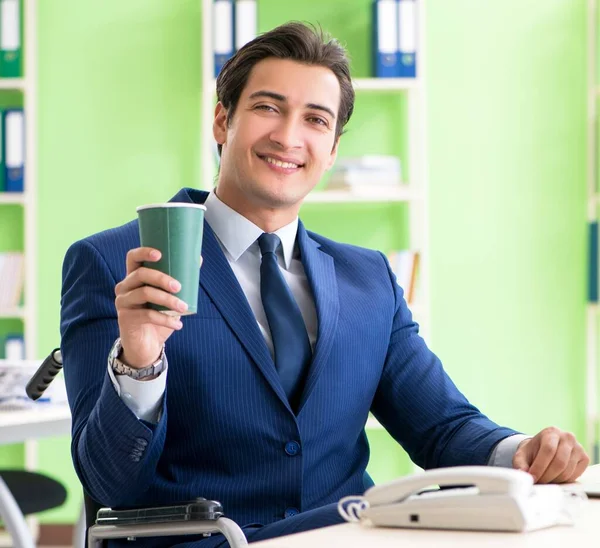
[{"x1": 215, "y1": 21, "x2": 355, "y2": 155}]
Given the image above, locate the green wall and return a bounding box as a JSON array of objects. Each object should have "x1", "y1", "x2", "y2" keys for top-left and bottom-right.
[{"x1": 28, "y1": 0, "x2": 587, "y2": 523}]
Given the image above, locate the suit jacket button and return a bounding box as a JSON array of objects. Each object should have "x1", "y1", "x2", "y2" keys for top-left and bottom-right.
[
  {"x1": 284, "y1": 441, "x2": 300, "y2": 456},
  {"x1": 284, "y1": 507, "x2": 299, "y2": 518}
]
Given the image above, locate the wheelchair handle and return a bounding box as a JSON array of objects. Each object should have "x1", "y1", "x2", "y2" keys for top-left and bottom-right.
[{"x1": 25, "y1": 348, "x2": 63, "y2": 401}]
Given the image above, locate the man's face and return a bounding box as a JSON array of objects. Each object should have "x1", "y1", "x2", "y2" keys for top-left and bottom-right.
[{"x1": 213, "y1": 58, "x2": 341, "y2": 216}]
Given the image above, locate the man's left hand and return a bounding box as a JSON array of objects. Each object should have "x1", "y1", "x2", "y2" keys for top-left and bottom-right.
[{"x1": 512, "y1": 426, "x2": 590, "y2": 484}]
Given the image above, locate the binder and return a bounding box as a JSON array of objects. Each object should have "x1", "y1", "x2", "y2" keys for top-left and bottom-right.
[
  {"x1": 4, "y1": 334, "x2": 24, "y2": 361},
  {"x1": 589, "y1": 222, "x2": 598, "y2": 303},
  {"x1": 214, "y1": 0, "x2": 234, "y2": 78},
  {"x1": 397, "y1": 0, "x2": 417, "y2": 78},
  {"x1": 234, "y1": 0, "x2": 257, "y2": 51},
  {"x1": 0, "y1": 0, "x2": 21, "y2": 78},
  {"x1": 0, "y1": 108, "x2": 4, "y2": 191},
  {"x1": 4, "y1": 108, "x2": 23, "y2": 192},
  {"x1": 373, "y1": 0, "x2": 399, "y2": 78},
  {"x1": 0, "y1": 252, "x2": 23, "y2": 309}
]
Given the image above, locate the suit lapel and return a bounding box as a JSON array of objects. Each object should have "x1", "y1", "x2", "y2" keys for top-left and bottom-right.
[
  {"x1": 170, "y1": 188, "x2": 292, "y2": 411},
  {"x1": 296, "y1": 222, "x2": 340, "y2": 414},
  {"x1": 200, "y1": 222, "x2": 292, "y2": 411}
]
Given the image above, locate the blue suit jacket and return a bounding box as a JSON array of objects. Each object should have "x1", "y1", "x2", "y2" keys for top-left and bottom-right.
[{"x1": 60, "y1": 188, "x2": 516, "y2": 534}]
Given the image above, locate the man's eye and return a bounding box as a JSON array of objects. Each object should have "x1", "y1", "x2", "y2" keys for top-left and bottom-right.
[
  {"x1": 309, "y1": 117, "x2": 328, "y2": 126},
  {"x1": 256, "y1": 105, "x2": 276, "y2": 112}
]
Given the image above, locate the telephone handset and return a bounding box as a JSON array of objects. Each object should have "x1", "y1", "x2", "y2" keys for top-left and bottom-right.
[{"x1": 338, "y1": 466, "x2": 587, "y2": 533}]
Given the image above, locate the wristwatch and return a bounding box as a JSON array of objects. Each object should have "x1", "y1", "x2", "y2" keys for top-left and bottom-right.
[{"x1": 108, "y1": 338, "x2": 167, "y2": 380}]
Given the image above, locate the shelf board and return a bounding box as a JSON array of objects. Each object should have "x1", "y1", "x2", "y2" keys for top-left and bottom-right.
[
  {"x1": 304, "y1": 186, "x2": 422, "y2": 204},
  {"x1": 0, "y1": 306, "x2": 26, "y2": 319},
  {"x1": 0, "y1": 78, "x2": 25, "y2": 90},
  {"x1": 0, "y1": 192, "x2": 26, "y2": 204},
  {"x1": 353, "y1": 77, "x2": 420, "y2": 91}
]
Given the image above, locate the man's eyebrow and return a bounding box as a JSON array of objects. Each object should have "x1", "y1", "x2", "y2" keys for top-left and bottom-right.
[
  {"x1": 248, "y1": 90, "x2": 336, "y2": 120},
  {"x1": 306, "y1": 102, "x2": 336, "y2": 120},
  {"x1": 248, "y1": 90, "x2": 286, "y2": 102}
]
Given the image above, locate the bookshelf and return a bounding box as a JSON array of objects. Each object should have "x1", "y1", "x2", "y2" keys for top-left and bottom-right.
[
  {"x1": 0, "y1": 0, "x2": 37, "y2": 360},
  {"x1": 0, "y1": 0, "x2": 39, "y2": 541},
  {"x1": 199, "y1": 0, "x2": 430, "y2": 418},
  {"x1": 0, "y1": 0, "x2": 38, "y2": 468},
  {"x1": 0, "y1": 191, "x2": 27, "y2": 204},
  {"x1": 588, "y1": 0, "x2": 600, "y2": 464}
]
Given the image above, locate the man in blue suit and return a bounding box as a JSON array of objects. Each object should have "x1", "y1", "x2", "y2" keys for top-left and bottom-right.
[{"x1": 60, "y1": 22, "x2": 589, "y2": 547}]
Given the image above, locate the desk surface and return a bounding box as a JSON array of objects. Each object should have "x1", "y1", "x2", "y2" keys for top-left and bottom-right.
[
  {"x1": 0, "y1": 405, "x2": 71, "y2": 444},
  {"x1": 253, "y1": 465, "x2": 600, "y2": 548}
]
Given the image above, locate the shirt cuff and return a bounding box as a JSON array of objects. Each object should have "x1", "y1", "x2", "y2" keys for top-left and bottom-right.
[
  {"x1": 107, "y1": 361, "x2": 167, "y2": 424},
  {"x1": 487, "y1": 434, "x2": 532, "y2": 468}
]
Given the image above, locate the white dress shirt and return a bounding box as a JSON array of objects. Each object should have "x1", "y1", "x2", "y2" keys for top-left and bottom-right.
[{"x1": 108, "y1": 190, "x2": 527, "y2": 466}]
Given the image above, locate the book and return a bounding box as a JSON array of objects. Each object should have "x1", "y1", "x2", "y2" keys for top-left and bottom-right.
[
  {"x1": 397, "y1": 0, "x2": 417, "y2": 78},
  {"x1": 214, "y1": 0, "x2": 234, "y2": 77},
  {"x1": 0, "y1": 107, "x2": 4, "y2": 191},
  {"x1": 0, "y1": 0, "x2": 21, "y2": 78},
  {"x1": 326, "y1": 155, "x2": 403, "y2": 190},
  {"x1": 589, "y1": 222, "x2": 598, "y2": 303},
  {"x1": 3, "y1": 108, "x2": 23, "y2": 191},
  {"x1": 373, "y1": 0, "x2": 399, "y2": 78},
  {"x1": 0, "y1": 252, "x2": 24, "y2": 309},
  {"x1": 234, "y1": 0, "x2": 257, "y2": 51},
  {"x1": 388, "y1": 250, "x2": 419, "y2": 304}
]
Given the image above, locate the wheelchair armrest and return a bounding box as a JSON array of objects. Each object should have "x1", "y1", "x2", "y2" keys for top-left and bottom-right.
[
  {"x1": 88, "y1": 517, "x2": 247, "y2": 548},
  {"x1": 88, "y1": 499, "x2": 247, "y2": 548}
]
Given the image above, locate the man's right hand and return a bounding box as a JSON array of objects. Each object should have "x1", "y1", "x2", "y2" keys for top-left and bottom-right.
[{"x1": 114, "y1": 247, "x2": 189, "y2": 368}]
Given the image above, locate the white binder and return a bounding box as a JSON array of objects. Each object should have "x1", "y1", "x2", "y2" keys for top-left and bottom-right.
[
  {"x1": 213, "y1": 0, "x2": 234, "y2": 77},
  {"x1": 235, "y1": 0, "x2": 257, "y2": 51}
]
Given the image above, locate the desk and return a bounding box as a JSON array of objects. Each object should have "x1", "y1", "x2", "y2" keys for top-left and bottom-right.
[
  {"x1": 253, "y1": 465, "x2": 600, "y2": 548},
  {"x1": 0, "y1": 405, "x2": 71, "y2": 445}
]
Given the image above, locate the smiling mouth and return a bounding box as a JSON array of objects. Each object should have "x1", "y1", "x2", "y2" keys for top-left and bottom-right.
[{"x1": 257, "y1": 154, "x2": 304, "y2": 170}]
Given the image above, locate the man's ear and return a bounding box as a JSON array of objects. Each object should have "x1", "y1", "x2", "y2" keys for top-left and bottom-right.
[
  {"x1": 213, "y1": 102, "x2": 228, "y2": 145},
  {"x1": 326, "y1": 136, "x2": 341, "y2": 170}
]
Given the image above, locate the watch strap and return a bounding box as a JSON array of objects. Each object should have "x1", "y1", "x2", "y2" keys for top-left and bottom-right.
[{"x1": 109, "y1": 338, "x2": 167, "y2": 380}]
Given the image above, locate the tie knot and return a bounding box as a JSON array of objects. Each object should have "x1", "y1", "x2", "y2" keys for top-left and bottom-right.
[{"x1": 258, "y1": 233, "x2": 281, "y2": 256}]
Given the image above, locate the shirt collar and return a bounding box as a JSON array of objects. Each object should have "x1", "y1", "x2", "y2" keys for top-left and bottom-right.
[{"x1": 204, "y1": 191, "x2": 299, "y2": 269}]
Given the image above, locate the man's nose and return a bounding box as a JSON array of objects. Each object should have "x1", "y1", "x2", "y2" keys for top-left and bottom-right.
[{"x1": 269, "y1": 117, "x2": 303, "y2": 149}]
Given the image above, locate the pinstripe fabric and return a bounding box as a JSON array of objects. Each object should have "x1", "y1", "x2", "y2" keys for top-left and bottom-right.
[{"x1": 60, "y1": 188, "x2": 517, "y2": 547}]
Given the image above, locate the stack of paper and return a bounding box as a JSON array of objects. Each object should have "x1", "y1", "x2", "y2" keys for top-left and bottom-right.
[
  {"x1": 327, "y1": 155, "x2": 402, "y2": 191},
  {"x1": 0, "y1": 361, "x2": 68, "y2": 410}
]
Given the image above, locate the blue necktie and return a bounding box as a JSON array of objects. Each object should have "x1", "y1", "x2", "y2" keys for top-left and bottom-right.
[{"x1": 258, "y1": 233, "x2": 312, "y2": 410}]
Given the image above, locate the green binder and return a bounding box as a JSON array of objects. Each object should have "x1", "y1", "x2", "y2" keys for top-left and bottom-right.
[{"x1": 0, "y1": 0, "x2": 21, "y2": 78}]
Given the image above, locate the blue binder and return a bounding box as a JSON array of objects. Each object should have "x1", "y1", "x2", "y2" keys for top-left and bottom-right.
[
  {"x1": 397, "y1": 0, "x2": 417, "y2": 78},
  {"x1": 589, "y1": 221, "x2": 598, "y2": 303},
  {"x1": 214, "y1": 0, "x2": 234, "y2": 77},
  {"x1": 373, "y1": 0, "x2": 399, "y2": 78},
  {"x1": 3, "y1": 108, "x2": 23, "y2": 192},
  {"x1": 234, "y1": 0, "x2": 257, "y2": 52}
]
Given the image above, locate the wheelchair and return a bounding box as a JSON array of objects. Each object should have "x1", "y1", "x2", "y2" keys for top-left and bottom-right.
[{"x1": 18, "y1": 348, "x2": 248, "y2": 548}]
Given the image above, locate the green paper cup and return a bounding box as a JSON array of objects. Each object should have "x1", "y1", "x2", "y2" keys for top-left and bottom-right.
[{"x1": 136, "y1": 202, "x2": 206, "y2": 316}]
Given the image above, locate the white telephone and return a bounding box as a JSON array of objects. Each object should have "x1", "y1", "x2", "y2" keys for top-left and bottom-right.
[{"x1": 338, "y1": 466, "x2": 587, "y2": 533}]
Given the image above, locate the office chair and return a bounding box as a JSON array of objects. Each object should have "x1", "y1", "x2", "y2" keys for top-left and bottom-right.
[
  {"x1": 27, "y1": 349, "x2": 248, "y2": 548},
  {"x1": 0, "y1": 470, "x2": 67, "y2": 548}
]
